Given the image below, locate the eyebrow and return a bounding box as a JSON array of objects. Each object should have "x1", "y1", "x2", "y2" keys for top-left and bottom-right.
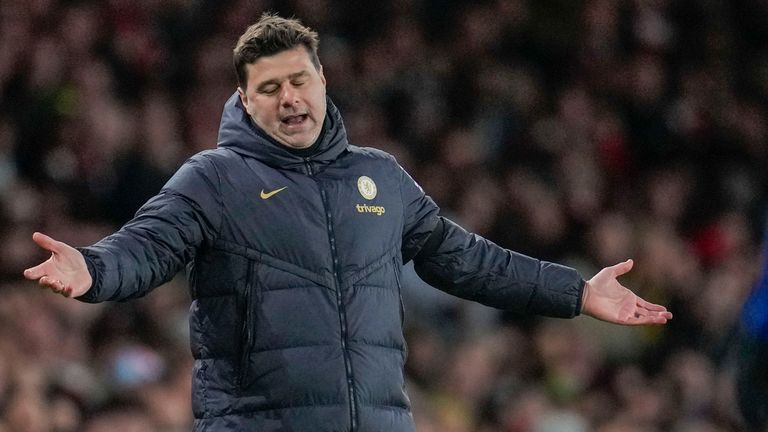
[{"x1": 256, "y1": 71, "x2": 310, "y2": 92}]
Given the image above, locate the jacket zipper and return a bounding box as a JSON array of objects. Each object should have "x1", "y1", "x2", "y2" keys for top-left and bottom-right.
[
  {"x1": 238, "y1": 259, "x2": 256, "y2": 391},
  {"x1": 306, "y1": 157, "x2": 358, "y2": 431}
]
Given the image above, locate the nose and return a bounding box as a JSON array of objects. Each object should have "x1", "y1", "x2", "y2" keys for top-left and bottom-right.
[{"x1": 279, "y1": 84, "x2": 299, "y2": 108}]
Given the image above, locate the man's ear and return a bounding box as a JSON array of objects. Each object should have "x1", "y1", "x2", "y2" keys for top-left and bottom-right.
[
  {"x1": 237, "y1": 87, "x2": 248, "y2": 110},
  {"x1": 318, "y1": 65, "x2": 326, "y2": 87}
]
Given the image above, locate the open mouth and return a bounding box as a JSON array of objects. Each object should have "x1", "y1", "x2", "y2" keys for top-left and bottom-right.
[{"x1": 281, "y1": 114, "x2": 308, "y2": 126}]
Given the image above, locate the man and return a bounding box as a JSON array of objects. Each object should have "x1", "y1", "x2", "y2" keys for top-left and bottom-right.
[
  {"x1": 24, "y1": 13, "x2": 672, "y2": 431},
  {"x1": 737, "y1": 218, "x2": 768, "y2": 431}
]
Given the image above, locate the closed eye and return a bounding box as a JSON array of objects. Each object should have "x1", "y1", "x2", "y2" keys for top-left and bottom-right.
[{"x1": 260, "y1": 84, "x2": 279, "y2": 95}]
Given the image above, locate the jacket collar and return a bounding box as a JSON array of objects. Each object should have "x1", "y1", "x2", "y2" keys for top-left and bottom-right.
[{"x1": 216, "y1": 92, "x2": 349, "y2": 171}]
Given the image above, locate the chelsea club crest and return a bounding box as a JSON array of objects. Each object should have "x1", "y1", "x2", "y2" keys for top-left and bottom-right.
[{"x1": 357, "y1": 176, "x2": 377, "y2": 200}]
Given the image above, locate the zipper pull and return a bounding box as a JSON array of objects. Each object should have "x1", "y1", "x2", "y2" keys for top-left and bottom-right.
[{"x1": 304, "y1": 157, "x2": 314, "y2": 176}]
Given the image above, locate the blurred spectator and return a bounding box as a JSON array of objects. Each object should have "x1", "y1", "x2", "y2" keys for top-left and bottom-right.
[
  {"x1": 737, "y1": 215, "x2": 768, "y2": 431},
  {"x1": 1, "y1": 0, "x2": 766, "y2": 430}
]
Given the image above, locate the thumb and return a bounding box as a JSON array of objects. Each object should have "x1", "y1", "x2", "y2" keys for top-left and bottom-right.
[
  {"x1": 611, "y1": 259, "x2": 634, "y2": 277},
  {"x1": 32, "y1": 232, "x2": 64, "y2": 254}
]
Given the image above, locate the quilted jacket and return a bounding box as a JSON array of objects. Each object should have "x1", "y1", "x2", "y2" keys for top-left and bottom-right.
[{"x1": 78, "y1": 93, "x2": 585, "y2": 431}]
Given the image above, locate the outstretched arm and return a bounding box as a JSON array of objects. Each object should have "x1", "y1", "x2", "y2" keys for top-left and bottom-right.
[
  {"x1": 23, "y1": 232, "x2": 92, "y2": 298},
  {"x1": 396, "y1": 156, "x2": 671, "y2": 325},
  {"x1": 412, "y1": 217, "x2": 585, "y2": 318},
  {"x1": 22, "y1": 155, "x2": 221, "y2": 303},
  {"x1": 581, "y1": 259, "x2": 672, "y2": 325}
]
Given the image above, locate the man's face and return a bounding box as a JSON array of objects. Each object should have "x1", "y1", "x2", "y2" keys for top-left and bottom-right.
[{"x1": 238, "y1": 46, "x2": 327, "y2": 149}]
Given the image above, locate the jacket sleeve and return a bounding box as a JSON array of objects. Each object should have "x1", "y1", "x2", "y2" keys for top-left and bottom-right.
[
  {"x1": 399, "y1": 162, "x2": 440, "y2": 263},
  {"x1": 397, "y1": 161, "x2": 584, "y2": 318},
  {"x1": 413, "y1": 217, "x2": 584, "y2": 318},
  {"x1": 76, "y1": 155, "x2": 221, "y2": 303}
]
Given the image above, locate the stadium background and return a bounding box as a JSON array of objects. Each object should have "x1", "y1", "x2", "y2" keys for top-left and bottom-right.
[{"x1": 0, "y1": 0, "x2": 767, "y2": 430}]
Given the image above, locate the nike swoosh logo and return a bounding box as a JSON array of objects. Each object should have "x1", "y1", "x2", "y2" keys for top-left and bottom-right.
[{"x1": 260, "y1": 187, "x2": 287, "y2": 199}]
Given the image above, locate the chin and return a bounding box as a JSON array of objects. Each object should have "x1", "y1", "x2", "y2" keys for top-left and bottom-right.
[
  {"x1": 287, "y1": 134, "x2": 319, "y2": 149},
  {"x1": 283, "y1": 139, "x2": 314, "y2": 149}
]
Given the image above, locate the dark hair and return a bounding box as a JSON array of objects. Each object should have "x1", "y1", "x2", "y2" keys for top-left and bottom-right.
[{"x1": 233, "y1": 13, "x2": 320, "y2": 89}]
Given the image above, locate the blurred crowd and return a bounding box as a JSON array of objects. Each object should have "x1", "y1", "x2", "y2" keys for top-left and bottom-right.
[{"x1": 1, "y1": 0, "x2": 767, "y2": 431}]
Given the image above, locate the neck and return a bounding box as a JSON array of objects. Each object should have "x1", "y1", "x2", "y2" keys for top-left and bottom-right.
[{"x1": 284, "y1": 135, "x2": 322, "y2": 157}]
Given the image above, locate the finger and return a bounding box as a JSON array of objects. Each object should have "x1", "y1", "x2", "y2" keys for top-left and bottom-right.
[
  {"x1": 24, "y1": 262, "x2": 51, "y2": 280},
  {"x1": 37, "y1": 276, "x2": 55, "y2": 291},
  {"x1": 637, "y1": 298, "x2": 670, "y2": 313},
  {"x1": 626, "y1": 312, "x2": 669, "y2": 325},
  {"x1": 31, "y1": 232, "x2": 65, "y2": 254},
  {"x1": 41, "y1": 277, "x2": 70, "y2": 296},
  {"x1": 631, "y1": 315, "x2": 670, "y2": 325},
  {"x1": 633, "y1": 308, "x2": 650, "y2": 318},
  {"x1": 634, "y1": 308, "x2": 673, "y2": 320},
  {"x1": 610, "y1": 259, "x2": 634, "y2": 277},
  {"x1": 633, "y1": 301, "x2": 673, "y2": 316},
  {"x1": 639, "y1": 306, "x2": 673, "y2": 320},
  {"x1": 39, "y1": 276, "x2": 62, "y2": 292}
]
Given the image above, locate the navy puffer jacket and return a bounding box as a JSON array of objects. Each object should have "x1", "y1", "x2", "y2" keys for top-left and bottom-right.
[{"x1": 78, "y1": 93, "x2": 585, "y2": 431}]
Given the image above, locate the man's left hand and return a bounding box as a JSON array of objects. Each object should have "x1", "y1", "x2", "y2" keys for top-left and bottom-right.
[{"x1": 582, "y1": 259, "x2": 672, "y2": 325}]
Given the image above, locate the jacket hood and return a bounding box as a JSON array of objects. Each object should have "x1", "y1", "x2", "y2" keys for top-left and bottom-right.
[{"x1": 217, "y1": 91, "x2": 349, "y2": 170}]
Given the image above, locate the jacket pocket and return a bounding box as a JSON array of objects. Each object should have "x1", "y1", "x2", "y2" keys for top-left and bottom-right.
[
  {"x1": 237, "y1": 259, "x2": 259, "y2": 391},
  {"x1": 392, "y1": 257, "x2": 409, "y2": 360},
  {"x1": 392, "y1": 257, "x2": 405, "y2": 328}
]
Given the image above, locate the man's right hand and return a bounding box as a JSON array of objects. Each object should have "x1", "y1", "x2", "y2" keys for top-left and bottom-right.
[{"x1": 23, "y1": 232, "x2": 93, "y2": 298}]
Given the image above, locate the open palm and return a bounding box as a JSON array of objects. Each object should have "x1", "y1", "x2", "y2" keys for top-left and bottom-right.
[
  {"x1": 23, "y1": 232, "x2": 92, "y2": 298},
  {"x1": 582, "y1": 259, "x2": 672, "y2": 325}
]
